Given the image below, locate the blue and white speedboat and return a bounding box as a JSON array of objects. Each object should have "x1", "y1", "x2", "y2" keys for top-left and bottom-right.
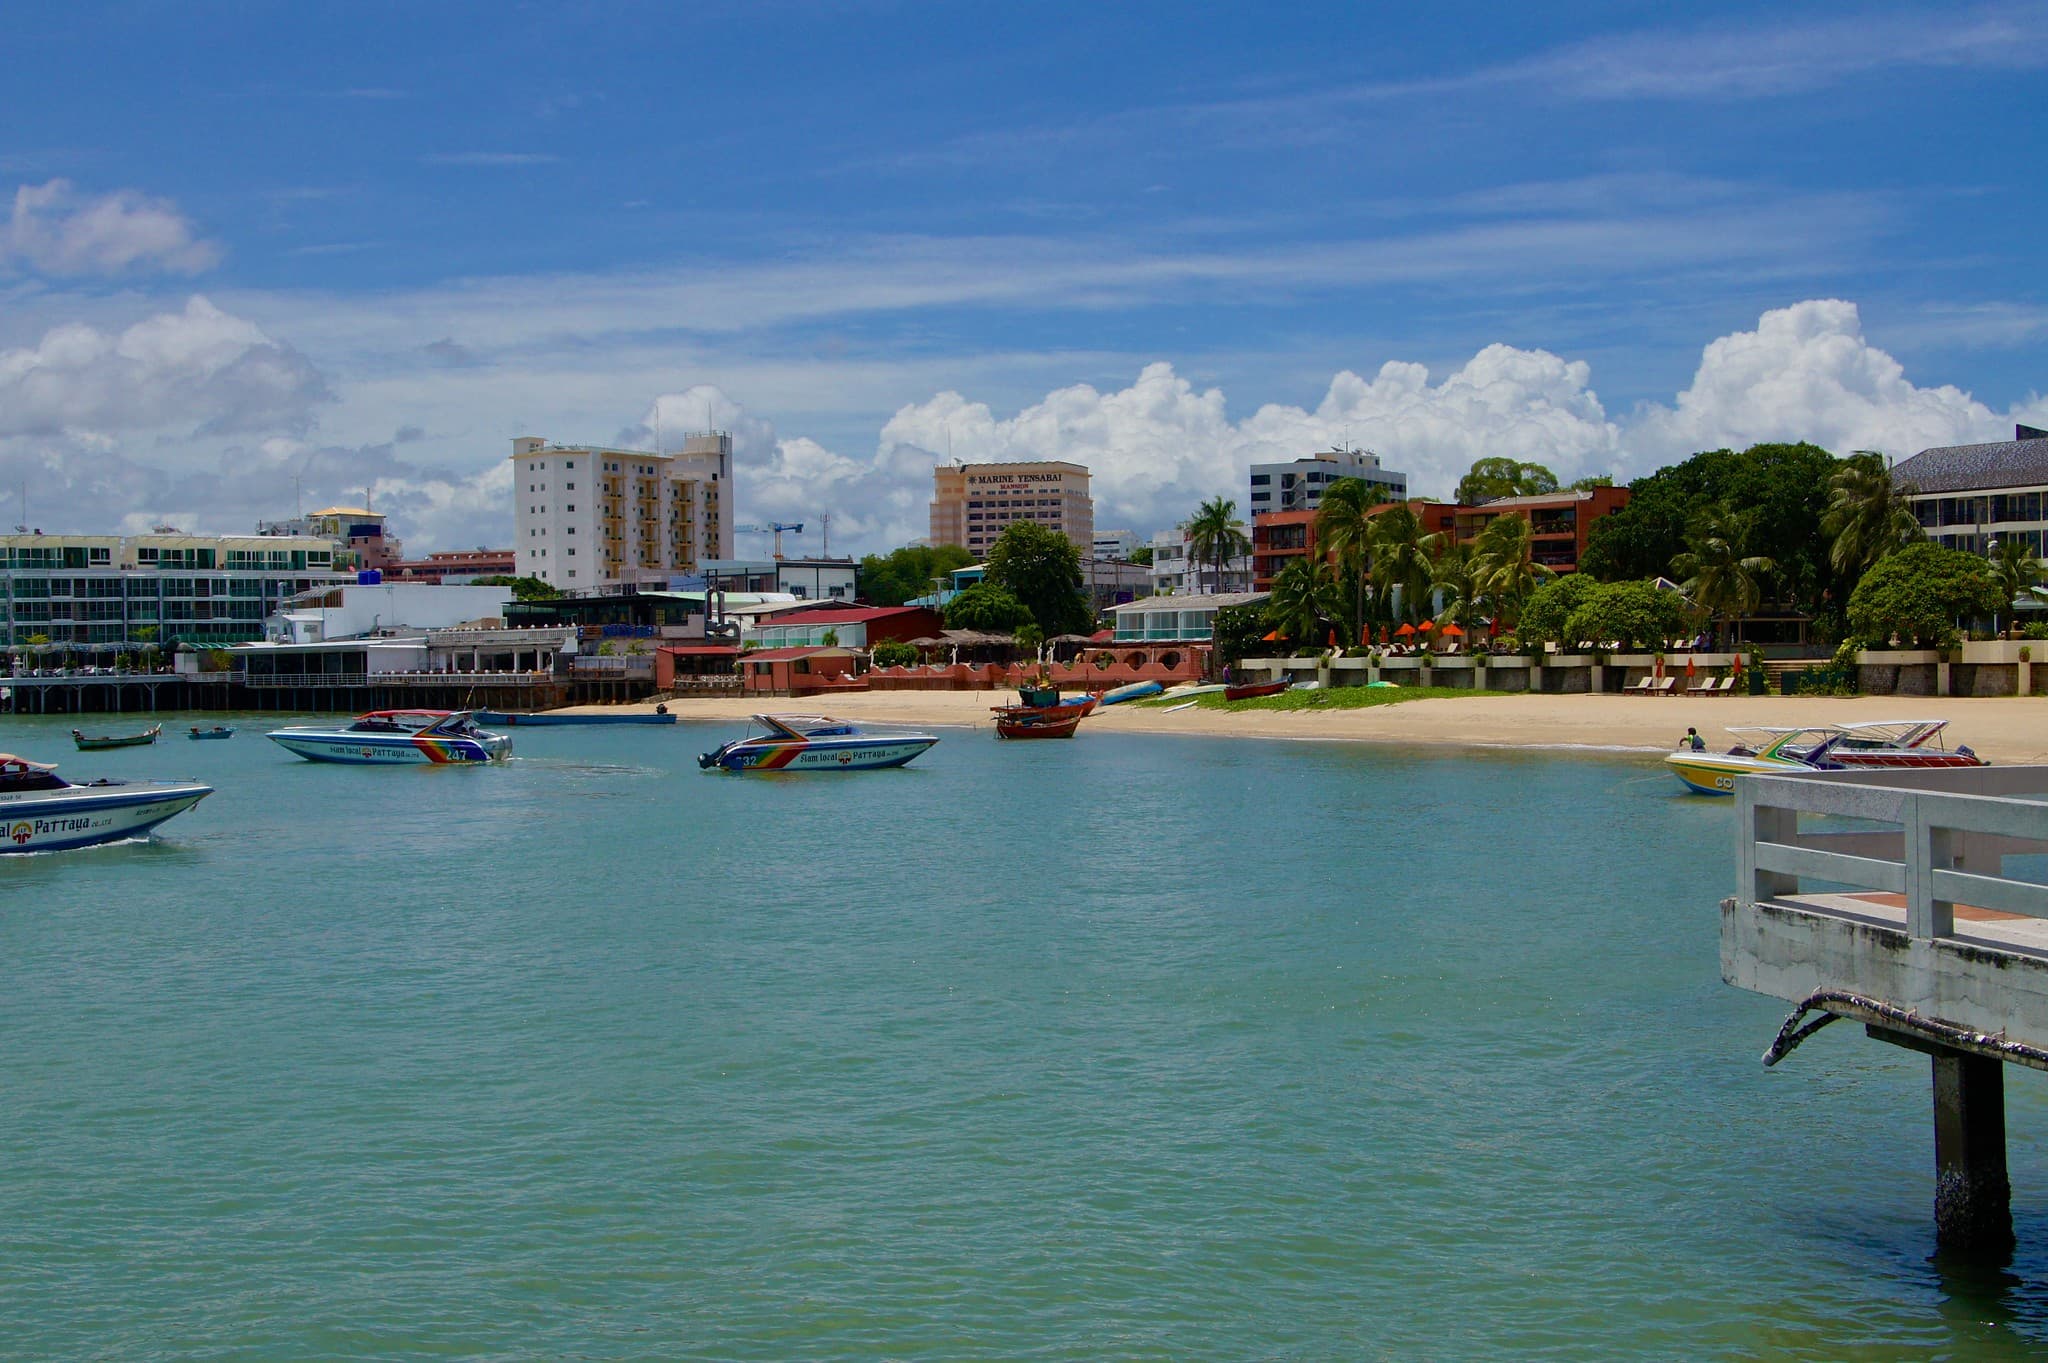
[
  {"x1": 699, "y1": 714, "x2": 937, "y2": 772},
  {"x1": 266, "y1": 710, "x2": 511, "y2": 765},
  {"x1": 0, "y1": 753, "x2": 212, "y2": 853}
]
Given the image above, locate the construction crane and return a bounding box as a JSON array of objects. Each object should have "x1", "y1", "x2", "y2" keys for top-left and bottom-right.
[{"x1": 733, "y1": 521, "x2": 804, "y2": 559}]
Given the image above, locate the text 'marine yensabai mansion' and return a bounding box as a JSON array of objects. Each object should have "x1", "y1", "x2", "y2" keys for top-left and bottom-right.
[
  {"x1": 1892, "y1": 425, "x2": 2048, "y2": 558},
  {"x1": 931, "y1": 461, "x2": 1093, "y2": 557},
  {"x1": 1249, "y1": 448, "x2": 1406, "y2": 515},
  {"x1": 513, "y1": 433, "x2": 733, "y2": 589}
]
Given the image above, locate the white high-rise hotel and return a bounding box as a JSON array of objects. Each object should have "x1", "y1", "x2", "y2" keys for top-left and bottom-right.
[{"x1": 511, "y1": 433, "x2": 733, "y2": 588}]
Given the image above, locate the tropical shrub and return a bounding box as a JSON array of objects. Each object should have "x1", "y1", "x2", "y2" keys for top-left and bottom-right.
[
  {"x1": 1561, "y1": 580, "x2": 1688, "y2": 652},
  {"x1": 870, "y1": 638, "x2": 918, "y2": 667},
  {"x1": 1845, "y1": 542, "x2": 1999, "y2": 649},
  {"x1": 1516, "y1": 573, "x2": 1600, "y2": 648},
  {"x1": 944, "y1": 582, "x2": 1033, "y2": 632}
]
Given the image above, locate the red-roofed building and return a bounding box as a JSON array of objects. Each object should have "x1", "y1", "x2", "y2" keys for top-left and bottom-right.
[
  {"x1": 749, "y1": 605, "x2": 943, "y2": 650},
  {"x1": 740, "y1": 645, "x2": 866, "y2": 695},
  {"x1": 655, "y1": 643, "x2": 740, "y2": 690}
]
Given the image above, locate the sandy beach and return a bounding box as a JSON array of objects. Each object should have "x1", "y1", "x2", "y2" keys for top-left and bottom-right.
[{"x1": 559, "y1": 690, "x2": 2048, "y2": 764}]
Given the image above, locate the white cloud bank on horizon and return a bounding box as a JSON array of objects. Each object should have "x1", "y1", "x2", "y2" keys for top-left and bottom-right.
[
  {"x1": 2, "y1": 296, "x2": 2044, "y2": 555},
  {"x1": 3, "y1": 179, "x2": 220, "y2": 277}
]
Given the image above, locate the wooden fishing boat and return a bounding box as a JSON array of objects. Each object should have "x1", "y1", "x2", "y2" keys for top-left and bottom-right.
[
  {"x1": 187, "y1": 725, "x2": 235, "y2": 740},
  {"x1": 991, "y1": 696, "x2": 1097, "y2": 720},
  {"x1": 994, "y1": 708, "x2": 1083, "y2": 740},
  {"x1": 1223, "y1": 679, "x2": 1291, "y2": 701},
  {"x1": 71, "y1": 724, "x2": 162, "y2": 751}
]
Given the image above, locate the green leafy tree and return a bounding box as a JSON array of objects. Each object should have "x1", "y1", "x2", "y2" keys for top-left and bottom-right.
[
  {"x1": 983, "y1": 522, "x2": 1091, "y2": 634},
  {"x1": 471, "y1": 574, "x2": 563, "y2": 602},
  {"x1": 944, "y1": 581, "x2": 1033, "y2": 632},
  {"x1": 1579, "y1": 443, "x2": 1836, "y2": 612},
  {"x1": 1185, "y1": 496, "x2": 1250, "y2": 595},
  {"x1": 869, "y1": 638, "x2": 919, "y2": 667},
  {"x1": 1822, "y1": 451, "x2": 1924, "y2": 583},
  {"x1": 1265, "y1": 557, "x2": 1344, "y2": 646},
  {"x1": 1469, "y1": 514, "x2": 1554, "y2": 628},
  {"x1": 1846, "y1": 542, "x2": 1999, "y2": 648},
  {"x1": 1212, "y1": 603, "x2": 1271, "y2": 668},
  {"x1": 1015, "y1": 622, "x2": 1046, "y2": 657},
  {"x1": 1368, "y1": 504, "x2": 1438, "y2": 624},
  {"x1": 1569, "y1": 474, "x2": 1614, "y2": 490},
  {"x1": 1670, "y1": 504, "x2": 1776, "y2": 646},
  {"x1": 1456, "y1": 457, "x2": 1560, "y2": 505},
  {"x1": 1127, "y1": 545, "x2": 1153, "y2": 566},
  {"x1": 1562, "y1": 580, "x2": 1689, "y2": 652},
  {"x1": 856, "y1": 543, "x2": 975, "y2": 606},
  {"x1": 1315, "y1": 477, "x2": 1385, "y2": 643},
  {"x1": 1989, "y1": 538, "x2": 2043, "y2": 626},
  {"x1": 1515, "y1": 573, "x2": 1599, "y2": 649}
]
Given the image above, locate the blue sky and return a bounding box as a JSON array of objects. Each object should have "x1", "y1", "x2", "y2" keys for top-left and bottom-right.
[{"x1": 3, "y1": 1, "x2": 2045, "y2": 555}]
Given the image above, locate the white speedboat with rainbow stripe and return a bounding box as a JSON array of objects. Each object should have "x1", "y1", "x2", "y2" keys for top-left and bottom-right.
[
  {"x1": 266, "y1": 710, "x2": 511, "y2": 765},
  {"x1": 698, "y1": 714, "x2": 937, "y2": 772},
  {"x1": 0, "y1": 753, "x2": 212, "y2": 853}
]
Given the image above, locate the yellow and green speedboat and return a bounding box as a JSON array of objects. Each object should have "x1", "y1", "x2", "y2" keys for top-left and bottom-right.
[{"x1": 1664, "y1": 727, "x2": 1845, "y2": 796}]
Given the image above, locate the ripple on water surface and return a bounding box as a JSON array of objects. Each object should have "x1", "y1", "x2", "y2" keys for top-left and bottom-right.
[{"x1": 4, "y1": 714, "x2": 2048, "y2": 1359}]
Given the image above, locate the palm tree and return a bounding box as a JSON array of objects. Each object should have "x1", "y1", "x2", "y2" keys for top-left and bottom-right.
[
  {"x1": 1671, "y1": 503, "x2": 1776, "y2": 647},
  {"x1": 1823, "y1": 450, "x2": 1923, "y2": 581},
  {"x1": 1469, "y1": 514, "x2": 1554, "y2": 630},
  {"x1": 1368, "y1": 504, "x2": 1438, "y2": 625},
  {"x1": 1988, "y1": 538, "x2": 2043, "y2": 632},
  {"x1": 1430, "y1": 541, "x2": 1483, "y2": 636},
  {"x1": 1186, "y1": 496, "x2": 1250, "y2": 595},
  {"x1": 1266, "y1": 557, "x2": 1344, "y2": 647},
  {"x1": 1315, "y1": 477, "x2": 1384, "y2": 645}
]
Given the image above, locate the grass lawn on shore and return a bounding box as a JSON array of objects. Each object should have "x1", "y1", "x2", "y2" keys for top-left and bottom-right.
[{"x1": 1141, "y1": 685, "x2": 1480, "y2": 712}]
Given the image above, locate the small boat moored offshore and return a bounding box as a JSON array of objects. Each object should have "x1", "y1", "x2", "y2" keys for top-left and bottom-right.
[
  {"x1": 0, "y1": 753, "x2": 212, "y2": 853},
  {"x1": 699, "y1": 714, "x2": 937, "y2": 772},
  {"x1": 71, "y1": 724, "x2": 162, "y2": 751},
  {"x1": 266, "y1": 710, "x2": 512, "y2": 765},
  {"x1": 187, "y1": 725, "x2": 235, "y2": 740}
]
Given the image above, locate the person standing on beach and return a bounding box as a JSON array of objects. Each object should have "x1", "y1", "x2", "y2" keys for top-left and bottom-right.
[{"x1": 1683, "y1": 727, "x2": 1705, "y2": 751}]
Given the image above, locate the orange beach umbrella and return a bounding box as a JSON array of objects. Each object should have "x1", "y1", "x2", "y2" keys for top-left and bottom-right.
[
  {"x1": 1416, "y1": 619, "x2": 1435, "y2": 631},
  {"x1": 1440, "y1": 622, "x2": 1464, "y2": 638},
  {"x1": 1394, "y1": 623, "x2": 1415, "y2": 637}
]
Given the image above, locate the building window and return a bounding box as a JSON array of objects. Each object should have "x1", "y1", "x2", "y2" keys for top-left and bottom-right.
[
  {"x1": 567, "y1": 548, "x2": 575, "y2": 556},
  {"x1": 566, "y1": 504, "x2": 575, "y2": 513}
]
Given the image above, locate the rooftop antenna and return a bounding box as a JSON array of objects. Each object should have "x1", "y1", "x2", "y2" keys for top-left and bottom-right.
[{"x1": 821, "y1": 512, "x2": 830, "y2": 556}]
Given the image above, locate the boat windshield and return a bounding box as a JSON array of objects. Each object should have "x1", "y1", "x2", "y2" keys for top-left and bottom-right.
[{"x1": 0, "y1": 757, "x2": 68, "y2": 792}]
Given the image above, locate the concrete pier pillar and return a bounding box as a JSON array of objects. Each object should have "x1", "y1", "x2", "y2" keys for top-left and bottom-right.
[{"x1": 1931, "y1": 1050, "x2": 2014, "y2": 1254}]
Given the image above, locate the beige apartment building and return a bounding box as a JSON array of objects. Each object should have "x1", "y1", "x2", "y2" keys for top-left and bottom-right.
[
  {"x1": 930, "y1": 461, "x2": 1093, "y2": 557},
  {"x1": 511, "y1": 433, "x2": 732, "y2": 589}
]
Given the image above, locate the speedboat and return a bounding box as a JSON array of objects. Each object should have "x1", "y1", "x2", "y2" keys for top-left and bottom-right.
[
  {"x1": 699, "y1": 714, "x2": 937, "y2": 772},
  {"x1": 0, "y1": 753, "x2": 212, "y2": 852},
  {"x1": 1802, "y1": 719, "x2": 1985, "y2": 769},
  {"x1": 266, "y1": 710, "x2": 512, "y2": 765},
  {"x1": 1665, "y1": 727, "x2": 1847, "y2": 795}
]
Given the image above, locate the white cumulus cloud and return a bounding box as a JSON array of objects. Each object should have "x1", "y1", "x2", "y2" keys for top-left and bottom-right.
[
  {"x1": 4, "y1": 179, "x2": 220, "y2": 276},
  {"x1": 0, "y1": 295, "x2": 327, "y2": 439},
  {"x1": 1628, "y1": 299, "x2": 2015, "y2": 460}
]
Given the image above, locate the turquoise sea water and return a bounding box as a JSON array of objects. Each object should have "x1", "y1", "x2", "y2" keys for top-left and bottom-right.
[{"x1": 5, "y1": 712, "x2": 2048, "y2": 1360}]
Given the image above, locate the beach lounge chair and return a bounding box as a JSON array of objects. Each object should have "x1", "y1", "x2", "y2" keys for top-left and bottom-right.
[
  {"x1": 1623, "y1": 676, "x2": 1657, "y2": 695},
  {"x1": 1684, "y1": 676, "x2": 1716, "y2": 696},
  {"x1": 1650, "y1": 676, "x2": 1678, "y2": 696},
  {"x1": 1717, "y1": 675, "x2": 1740, "y2": 694}
]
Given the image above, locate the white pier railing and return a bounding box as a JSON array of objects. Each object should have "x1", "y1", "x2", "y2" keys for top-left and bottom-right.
[{"x1": 1741, "y1": 767, "x2": 2048, "y2": 941}]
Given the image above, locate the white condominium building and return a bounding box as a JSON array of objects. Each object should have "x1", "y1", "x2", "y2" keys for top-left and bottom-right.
[
  {"x1": 1249, "y1": 447, "x2": 1407, "y2": 516},
  {"x1": 511, "y1": 433, "x2": 733, "y2": 588}
]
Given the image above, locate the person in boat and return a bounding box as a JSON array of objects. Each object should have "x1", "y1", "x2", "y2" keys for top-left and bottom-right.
[{"x1": 1682, "y1": 727, "x2": 1705, "y2": 752}]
